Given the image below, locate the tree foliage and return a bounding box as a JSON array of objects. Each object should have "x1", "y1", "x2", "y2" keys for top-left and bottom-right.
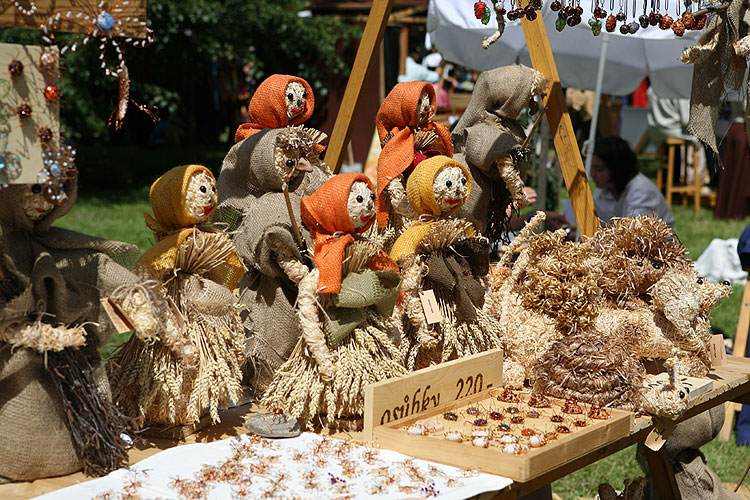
[{"x1": 1, "y1": 0, "x2": 360, "y2": 144}]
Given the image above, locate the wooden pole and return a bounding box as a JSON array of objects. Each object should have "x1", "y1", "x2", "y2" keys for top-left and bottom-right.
[
  {"x1": 719, "y1": 279, "x2": 750, "y2": 440},
  {"x1": 518, "y1": 4, "x2": 599, "y2": 238},
  {"x1": 326, "y1": 0, "x2": 395, "y2": 174}
]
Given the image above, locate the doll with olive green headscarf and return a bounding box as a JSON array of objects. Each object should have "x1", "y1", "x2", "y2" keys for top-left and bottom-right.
[
  {"x1": 262, "y1": 173, "x2": 405, "y2": 429},
  {"x1": 109, "y1": 165, "x2": 246, "y2": 428},
  {"x1": 391, "y1": 155, "x2": 502, "y2": 370}
]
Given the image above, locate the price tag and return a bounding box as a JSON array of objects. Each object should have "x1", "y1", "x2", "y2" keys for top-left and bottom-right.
[
  {"x1": 419, "y1": 290, "x2": 442, "y2": 324},
  {"x1": 709, "y1": 334, "x2": 727, "y2": 367}
]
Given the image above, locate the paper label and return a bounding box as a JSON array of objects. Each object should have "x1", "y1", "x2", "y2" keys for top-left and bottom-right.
[
  {"x1": 100, "y1": 298, "x2": 135, "y2": 333},
  {"x1": 643, "y1": 428, "x2": 667, "y2": 451},
  {"x1": 419, "y1": 290, "x2": 442, "y2": 324},
  {"x1": 709, "y1": 334, "x2": 727, "y2": 367}
]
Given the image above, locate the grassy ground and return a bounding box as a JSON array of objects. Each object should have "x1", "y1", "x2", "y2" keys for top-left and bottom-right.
[{"x1": 52, "y1": 148, "x2": 749, "y2": 499}]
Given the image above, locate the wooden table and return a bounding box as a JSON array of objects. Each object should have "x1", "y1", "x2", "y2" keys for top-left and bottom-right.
[{"x1": 2, "y1": 356, "x2": 749, "y2": 500}]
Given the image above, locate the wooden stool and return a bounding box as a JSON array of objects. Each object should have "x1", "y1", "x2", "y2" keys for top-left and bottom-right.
[{"x1": 656, "y1": 137, "x2": 702, "y2": 212}]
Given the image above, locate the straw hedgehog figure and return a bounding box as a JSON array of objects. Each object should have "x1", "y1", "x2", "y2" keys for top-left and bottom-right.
[
  {"x1": 376, "y1": 81, "x2": 453, "y2": 243},
  {"x1": 262, "y1": 173, "x2": 405, "y2": 428},
  {"x1": 391, "y1": 155, "x2": 502, "y2": 370},
  {"x1": 110, "y1": 165, "x2": 246, "y2": 428}
]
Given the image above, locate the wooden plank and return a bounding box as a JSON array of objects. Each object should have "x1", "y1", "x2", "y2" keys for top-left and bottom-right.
[
  {"x1": 518, "y1": 2, "x2": 599, "y2": 238},
  {"x1": 643, "y1": 447, "x2": 682, "y2": 500},
  {"x1": 326, "y1": 0, "x2": 394, "y2": 174},
  {"x1": 0, "y1": 1, "x2": 148, "y2": 38},
  {"x1": 363, "y1": 349, "x2": 503, "y2": 440}
]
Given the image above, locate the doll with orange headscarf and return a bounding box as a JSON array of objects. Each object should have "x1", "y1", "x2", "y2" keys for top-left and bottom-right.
[
  {"x1": 376, "y1": 81, "x2": 453, "y2": 242},
  {"x1": 390, "y1": 156, "x2": 502, "y2": 370},
  {"x1": 110, "y1": 165, "x2": 246, "y2": 429},
  {"x1": 261, "y1": 172, "x2": 406, "y2": 429},
  {"x1": 235, "y1": 74, "x2": 324, "y2": 154}
]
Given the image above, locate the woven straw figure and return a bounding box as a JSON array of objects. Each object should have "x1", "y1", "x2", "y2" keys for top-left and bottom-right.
[
  {"x1": 215, "y1": 126, "x2": 331, "y2": 393},
  {"x1": 493, "y1": 218, "x2": 603, "y2": 388},
  {"x1": 0, "y1": 171, "x2": 143, "y2": 480},
  {"x1": 584, "y1": 215, "x2": 691, "y2": 307},
  {"x1": 376, "y1": 81, "x2": 453, "y2": 243},
  {"x1": 451, "y1": 65, "x2": 548, "y2": 243},
  {"x1": 234, "y1": 74, "x2": 316, "y2": 144},
  {"x1": 390, "y1": 155, "x2": 502, "y2": 370},
  {"x1": 262, "y1": 173, "x2": 405, "y2": 429},
  {"x1": 110, "y1": 165, "x2": 246, "y2": 427}
]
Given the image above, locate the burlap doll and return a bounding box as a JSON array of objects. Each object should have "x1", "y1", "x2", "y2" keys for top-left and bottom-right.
[
  {"x1": 0, "y1": 155, "x2": 140, "y2": 481},
  {"x1": 375, "y1": 81, "x2": 453, "y2": 243},
  {"x1": 390, "y1": 155, "x2": 502, "y2": 370},
  {"x1": 109, "y1": 165, "x2": 246, "y2": 427},
  {"x1": 234, "y1": 74, "x2": 318, "y2": 148},
  {"x1": 451, "y1": 65, "x2": 548, "y2": 242},
  {"x1": 216, "y1": 126, "x2": 331, "y2": 393},
  {"x1": 262, "y1": 173, "x2": 406, "y2": 428}
]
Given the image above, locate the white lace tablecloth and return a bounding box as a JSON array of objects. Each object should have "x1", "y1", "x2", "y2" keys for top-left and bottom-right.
[{"x1": 34, "y1": 432, "x2": 512, "y2": 499}]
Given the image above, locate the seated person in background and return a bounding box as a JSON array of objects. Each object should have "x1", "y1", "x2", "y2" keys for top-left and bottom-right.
[{"x1": 564, "y1": 136, "x2": 674, "y2": 235}]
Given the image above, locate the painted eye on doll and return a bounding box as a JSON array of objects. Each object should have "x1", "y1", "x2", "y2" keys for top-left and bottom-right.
[
  {"x1": 370, "y1": 193, "x2": 375, "y2": 200},
  {"x1": 445, "y1": 180, "x2": 452, "y2": 188},
  {"x1": 200, "y1": 185, "x2": 207, "y2": 193},
  {"x1": 302, "y1": 92, "x2": 307, "y2": 99},
  {"x1": 287, "y1": 93, "x2": 293, "y2": 101},
  {"x1": 652, "y1": 262, "x2": 660, "y2": 269},
  {"x1": 286, "y1": 159, "x2": 295, "y2": 168},
  {"x1": 679, "y1": 391, "x2": 685, "y2": 399},
  {"x1": 461, "y1": 177, "x2": 467, "y2": 185},
  {"x1": 697, "y1": 278, "x2": 703, "y2": 284},
  {"x1": 637, "y1": 261, "x2": 643, "y2": 267},
  {"x1": 356, "y1": 195, "x2": 364, "y2": 203},
  {"x1": 31, "y1": 184, "x2": 42, "y2": 194},
  {"x1": 723, "y1": 280, "x2": 731, "y2": 286}
]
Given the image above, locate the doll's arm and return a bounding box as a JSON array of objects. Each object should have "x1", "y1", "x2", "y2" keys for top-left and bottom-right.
[
  {"x1": 387, "y1": 175, "x2": 419, "y2": 220},
  {"x1": 0, "y1": 320, "x2": 86, "y2": 352},
  {"x1": 269, "y1": 237, "x2": 309, "y2": 284}
]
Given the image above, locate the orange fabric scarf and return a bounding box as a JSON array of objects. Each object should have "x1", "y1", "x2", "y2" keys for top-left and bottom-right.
[
  {"x1": 234, "y1": 74, "x2": 315, "y2": 143},
  {"x1": 375, "y1": 81, "x2": 453, "y2": 227},
  {"x1": 301, "y1": 173, "x2": 396, "y2": 294}
]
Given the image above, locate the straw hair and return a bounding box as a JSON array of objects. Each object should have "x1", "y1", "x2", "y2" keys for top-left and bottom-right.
[
  {"x1": 376, "y1": 81, "x2": 453, "y2": 227},
  {"x1": 235, "y1": 74, "x2": 315, "y2": 143}
]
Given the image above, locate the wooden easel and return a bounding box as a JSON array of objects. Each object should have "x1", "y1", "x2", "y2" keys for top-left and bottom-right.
[
  {"x1": 326, "y1": 0, "x2": 599, "y2": 237},
  {"x1": 719, "y1": 278, "x2": 750, "y2": 440}
]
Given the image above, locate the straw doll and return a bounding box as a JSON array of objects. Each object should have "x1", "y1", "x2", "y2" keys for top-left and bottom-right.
[
  {"x1": 390, "y1": 155, "x2": 502, "y2": 370},
  {"x1": 0, "y1": 151, "x2": 141, "y2": 481},
  {"x1": 376, "y1": 81, "x2": 453, "y2": 243},
  {"x1": 216, "y1": 126, "x2": 331, "y2": 393},
  {"x1": 109, "y1": 165, "x2": 246, "y2": 427},
  {"x1": 451, "y1": 65, "x2": 548, "y2": 241},
  {"x1": 234, "y1": 74, "x2": 321, "y2": 153},
  {"x1": 262, "y1": 173, "x2": 405, "y2": 428}
]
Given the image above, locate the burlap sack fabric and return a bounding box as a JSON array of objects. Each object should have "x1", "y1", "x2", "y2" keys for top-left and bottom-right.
[
  {"x1": 110, "y1": 165, "x2": 246, "y2": 427},
  {"x1": 451, "y1": 65, "x2": 546, "y2": 235},
  {"x1": 234, "y1": 74, "x2": 315, "y2": 143},
  {"x1": 216, "y1": 128, "x2": 330, "y2": 392},
  {"x1": 0, "y1": 181, "x2": 140, "y2": 482},
  {"x1": 375, "y1": 81, "x2": 453, "y2": 228}
]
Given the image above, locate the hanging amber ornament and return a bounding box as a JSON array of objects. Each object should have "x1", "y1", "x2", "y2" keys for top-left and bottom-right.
[
  {"x1": 605, "y1": 14, "x2": 617, "y2": 31},
  {"x1": 694, "y1": 14, "x2": 706, "y2": 29},
  {"x1": 682, "y1": 12, "x2": 695, "y2": 29},
  {"x1": 671, "y1": 18, "x2": 685, "y2": 35},
  {"x1": 660, "y1": 14, "x2": 674, "y2": 29},
  {"x1": 639, "y1": 14, "x2": 649, "y2": 28}
]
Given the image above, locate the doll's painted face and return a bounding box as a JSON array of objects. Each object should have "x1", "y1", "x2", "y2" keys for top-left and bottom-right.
[
  {"x1": 417, "y1": 90, "x2": 433, "y2": 126},
  {"x1": 433, "y1": 166, "x2": 469, "y2": 213},
  {"x1": 347, "y1": 181, "x2": 376, "y2": 230},
  {"x1": 22, "y1": 184, "x2": 55, "y2": 220},
  {"x1": 285, "y1": 82, "x2": 308, "y2": 120},
  {"x1": 185, "y1": 170, "x2": 217, "y2": 224}
]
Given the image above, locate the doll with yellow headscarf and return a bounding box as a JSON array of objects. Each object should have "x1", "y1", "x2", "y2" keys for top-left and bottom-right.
[
  {"x1": 261, "y1": 173, "x2": 406, "y2": 429},
  {"x1": 391, "y1": 155, "x2": 502, "y2": 370},
  {"x1": 109, "y1": 165, "x2": 247, "y2": 428}
]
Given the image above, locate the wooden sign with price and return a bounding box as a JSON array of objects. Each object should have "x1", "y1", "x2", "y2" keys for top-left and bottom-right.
[{"x1": 363, "y1": 349, "x2": 503, "y2": 440}]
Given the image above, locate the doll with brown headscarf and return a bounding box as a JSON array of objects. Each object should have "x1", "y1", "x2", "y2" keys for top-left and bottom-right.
[
  {"x1": 390, "y1": 155, "x2": 502, "y2": 370},
  {"x1": 0, "y1": 149, "x2": 140, "y2": 481},
  {"x1": 376, "y1": 81, "x2": 453, "y2": 244},
  {"x1": 451, "y1": 65, "x2": 548, "y2": 243},
  {"x1": 262, "y1": 173, "x2": 405, "y2": 429},
  {"x1": 235, "y1": 74, "x2": 324, "y2": 155},
  {"x1": 109, "y1": 165, "x2": 246, "y2": 428}
]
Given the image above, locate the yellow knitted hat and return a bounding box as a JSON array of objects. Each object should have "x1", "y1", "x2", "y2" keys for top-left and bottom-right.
[
  {"x1": 405, "y1": 155, "x2": 471, "y2": 218},
  {"x1": 145, "y1": 165, "x2": 215, "y2": 234}
]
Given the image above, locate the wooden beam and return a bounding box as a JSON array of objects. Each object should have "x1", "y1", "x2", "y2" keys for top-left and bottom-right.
[
  {"x1": 326, "y1": 0, "x2": 394, "y2": 174},
  {"x1": 0, "y1": 1, "x2": 148, "y2": 38},
  {"x1": 719, "y1": 279, "x2": 750, "y2": 440},
  {"x1": 518, "y1": 4, "x2": 599, "y2": 238}
]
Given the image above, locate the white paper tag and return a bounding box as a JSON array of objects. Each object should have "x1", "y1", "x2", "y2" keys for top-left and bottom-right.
[
  {"x1": 643, "y1": 428, "x2": 667, "y2": 451},
  {"x1": 419, "y1": 290, "x2": 442, "y2": 324},
  {"x1": 100, "y1": 298, "x2": 134, "y2": 333},
  {"x1": 709, "y1": 334, "x2": 727, "y2": 367}
]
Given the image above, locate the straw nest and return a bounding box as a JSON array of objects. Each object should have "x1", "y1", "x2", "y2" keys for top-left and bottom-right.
[
  {"x1": 584, "y1": 215, "x2": 690, "y2": 305},
  {"x1": 533, "y1": 326, "x2": 646, "y2": 409}
]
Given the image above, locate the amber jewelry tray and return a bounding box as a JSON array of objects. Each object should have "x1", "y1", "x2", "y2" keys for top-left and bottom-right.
[{"x1": 364, "y1": 351, "x2": 635, "y2": 482}]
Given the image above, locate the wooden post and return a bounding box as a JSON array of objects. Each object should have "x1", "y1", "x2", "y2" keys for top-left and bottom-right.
[
  {"x1": 399, "y1": 25, "x2": 409, "y2": 76},
  {"x1": 642, "y1": 447, "x2": 683, "y2": 500},
  {"x1": 518, "y1": 5, "x2": 599, "y2": 238},
  {"x1": 719, "y1": 279, "x2": 750, "y2": 440},
  {"x1": 0, "y1": 1, "x2": 148, "y2": 37},
  {"x1": 326, "y1": 0, "x2": 395, "y2": 174}
]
